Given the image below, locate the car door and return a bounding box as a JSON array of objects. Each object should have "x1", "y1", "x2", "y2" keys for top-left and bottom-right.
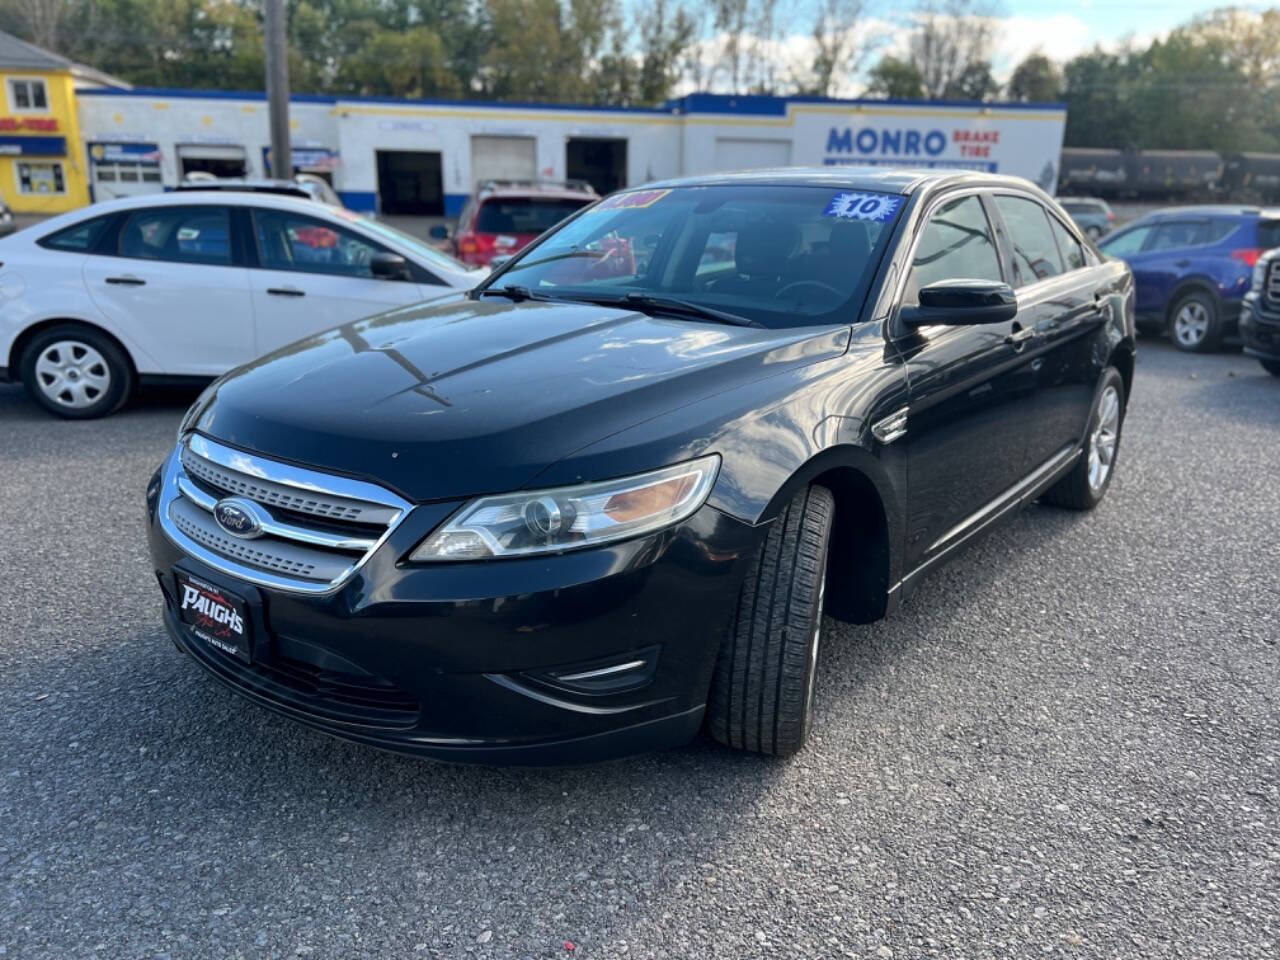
[
  {"x1": 990, "y1": 193, "x2": 1104, "y2": 470},
  {"x1": 1136, "y1": 219, "x2": 1211, "y2": 309},
  {"x1": 82, "y1": 204, "x2": 255, "y2": 375},
  {"x1": 244, "y1": 207, "x2": 438, "y2": 356},
  {"x1": 890, "y1": 191, "x2": 1039, "y2": 571}
]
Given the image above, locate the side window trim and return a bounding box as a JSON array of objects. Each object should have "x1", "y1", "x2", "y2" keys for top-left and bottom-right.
[{"x1": 889, "y1": 187, "x2": 1005, "y2": 334}]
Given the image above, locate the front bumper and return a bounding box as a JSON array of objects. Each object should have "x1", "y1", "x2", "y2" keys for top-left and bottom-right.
[
  {"x1": 1240, "y1": 295, "x2": 1280, "y2": 361},
  {"x1": 146, "y1": 452, "x2": 760, "y2": 765}
]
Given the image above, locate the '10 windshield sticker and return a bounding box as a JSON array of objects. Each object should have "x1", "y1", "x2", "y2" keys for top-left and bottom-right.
[
  {"x1": 591, "y1": 188, "x2": 671, "y2": 212},
  {"x1": 823, "y1": 191, "x2": 903, "y2": 222}
]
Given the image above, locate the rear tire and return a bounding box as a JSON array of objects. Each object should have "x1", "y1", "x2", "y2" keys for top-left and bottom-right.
[
  {"x1": 1261, "y1": 359, "x2": 1280, "y2": 377},
  {"x1": 707, "y1": 484, "x2": 834, "y2": 757},
  {"x1": 1168, "y1": 291, "x2": 1221, "y2": 353},
  {"x1": 1041, "y1": 367, "x2": 1125, "y2": 511},
  {"x1": 18, "y1": 324, "x2": 132, "y2": 419}
]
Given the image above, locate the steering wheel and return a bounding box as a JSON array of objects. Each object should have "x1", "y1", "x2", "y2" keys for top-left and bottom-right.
[{"x1": 776, "y1": 279, "x2": 844, "y2": 303}]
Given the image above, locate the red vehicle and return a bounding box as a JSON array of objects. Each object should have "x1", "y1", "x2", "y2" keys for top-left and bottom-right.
[{"x1": 435, "y1": 179, "x2": 597, "y2": 267}]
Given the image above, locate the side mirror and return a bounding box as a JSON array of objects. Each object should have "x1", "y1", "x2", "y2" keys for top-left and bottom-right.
[
  {"x1": 427, "y1": 224, "x2": 450, "y2": 241},
  {"x1": 901, "y1": 279, "x2": 1017, "y2": 326},
  {"x1": 370, "y1": 251, "x2": 412, "y2": 281}
]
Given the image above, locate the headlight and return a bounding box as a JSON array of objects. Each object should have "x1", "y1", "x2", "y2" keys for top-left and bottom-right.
[
  {"x1": 1252, "y1": 260, "x2": 1267, "y2": 291},
  {"x1": 410, "y1": 454, "x2": 720, "y2": 561}
]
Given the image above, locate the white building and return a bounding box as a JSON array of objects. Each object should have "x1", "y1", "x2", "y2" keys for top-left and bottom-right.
[{"x1": 74, "y1": 88, "x2": 1067, "y2": 215}]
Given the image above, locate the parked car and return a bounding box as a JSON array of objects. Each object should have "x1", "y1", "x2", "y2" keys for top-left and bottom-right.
[
  {"x1": 1059, "y1": 196, "x2": 1115, "y2": 239},
  {"x1": 0, "y1": 192, "x2": 486, "y2": 418},
  {"x1": 175, "y1": 176, "x2": 344, "y2": 208},
  {"x1": 1240, "y1": 248, "x2": 1280, "y2": 377},
  {"x1": 1097, "y1": 205, "x2": 1280, "y2": 352},
  {"x1": 148, "y1": 168, "x2": 1136, "y2": 764},
  {"x1": 0, "y1": 194, "x2": 14, "y2": 237},
  {"x1": 433, "y1": 179, "x2": 597, "y2": 267}
]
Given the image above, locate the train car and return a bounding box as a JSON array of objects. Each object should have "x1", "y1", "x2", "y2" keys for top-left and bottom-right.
[
  {"x1": 1222, "y1": 153, "x2": 1280, "y2": 202},
  {"x1": 1128, "y1": 150, "x2": 1222, "y2": 199},
  {"x1": 1059, "y1": 147, "x2": 1128, "y2": 196}
]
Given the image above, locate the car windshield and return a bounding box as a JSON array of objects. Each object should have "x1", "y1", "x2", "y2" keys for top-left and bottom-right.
[
  {"x1": 488, "y1": 184, "x2": 904, "y2": 328},
  {"x1": 341, "y1": 211, "x2": 475, "y2": 272},
  {"x1": 476, "y1": 197, "x2": 593, "y2": 234}
]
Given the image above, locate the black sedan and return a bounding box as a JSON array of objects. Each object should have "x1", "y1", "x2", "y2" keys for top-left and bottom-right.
[{"x1": 147, "y1": 168, "x2": 1136, "y2": 764}]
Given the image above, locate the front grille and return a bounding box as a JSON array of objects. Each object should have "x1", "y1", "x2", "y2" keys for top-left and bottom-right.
[
  {"x1": 1266, "y1": 259, "x2": 1280, "y2": 305},
  {"x1": 159, "y1": 434, "x2": 410, "y2": 594},
  {"x1": 253, "y1": 655, "x2": 421, "y2": 727}
]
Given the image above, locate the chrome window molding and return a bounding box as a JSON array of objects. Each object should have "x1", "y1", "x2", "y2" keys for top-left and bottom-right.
[{"x1": 158, "y1": 433, "x2": 412, "y2": 595}]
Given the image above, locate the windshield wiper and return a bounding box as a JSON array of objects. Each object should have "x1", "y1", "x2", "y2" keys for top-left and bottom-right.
[
  {"x1": 615, "y1": 292, "x2": 764, "y2": 328},
  {"x1": 477, "y1": 284, "x2": 551, "y2": 303}
]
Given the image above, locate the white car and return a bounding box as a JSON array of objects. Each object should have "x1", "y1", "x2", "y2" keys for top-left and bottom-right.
[{"x1": 0, "y1": 192, "x2": 486, "y2": 418}]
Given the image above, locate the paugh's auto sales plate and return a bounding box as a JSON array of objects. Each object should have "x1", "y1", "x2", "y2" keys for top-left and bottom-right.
[{"x1": 175, "y1": 572, "x2": 251, "y2": 664}]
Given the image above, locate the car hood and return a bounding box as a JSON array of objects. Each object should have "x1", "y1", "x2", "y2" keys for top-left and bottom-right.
[{"x1": 194, "y1": 296, "x2": 850, "y2": 502}]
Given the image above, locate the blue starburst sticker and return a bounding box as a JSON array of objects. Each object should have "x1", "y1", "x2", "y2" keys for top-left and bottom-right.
[{"x1": 823, "y1": 191, "x2": 903, "y2": 222}]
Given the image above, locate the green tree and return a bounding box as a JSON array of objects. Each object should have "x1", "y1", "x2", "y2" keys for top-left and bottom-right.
[
  {"x1": 864, "y1": 56, "x2": 924, "y2": 99},
  {"x1": 1006, "y1": 53, "x2": 1060, "y2": 103}
]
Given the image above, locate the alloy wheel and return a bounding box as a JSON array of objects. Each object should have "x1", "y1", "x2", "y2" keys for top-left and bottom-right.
[
  {"x1": 34, "y1": 340, "x2": 112, "y2": 410},
  {"x1": 1173, "y1": 301, "x2": 1210, "y2": 348},
  {"x1": 1087, "y1": 385, "x2": 1121, "y2": 492}
]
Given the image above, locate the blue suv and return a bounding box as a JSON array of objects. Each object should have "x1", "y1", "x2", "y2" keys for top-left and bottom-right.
[{"x1": 1098, "y1": 206, "x2": 1280, "y2": 352}]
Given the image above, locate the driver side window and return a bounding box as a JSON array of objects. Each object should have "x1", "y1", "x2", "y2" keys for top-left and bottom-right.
[
  {"x1": 904, "y1": 195, "x2": 1003, "y2": 305},
  {"x1": 251, "y1": 209, "x2": 388, "y2": 279}
]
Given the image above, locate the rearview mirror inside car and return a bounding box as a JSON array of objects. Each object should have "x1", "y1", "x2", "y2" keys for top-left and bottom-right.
[{"x1": 901, "y1": 279, "x2": 1017, "y2": 326}]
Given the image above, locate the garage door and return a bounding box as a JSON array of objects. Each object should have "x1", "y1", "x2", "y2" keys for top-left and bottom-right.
[
  {"x1": 176, "y1": 144, "x2": 248, "y2": 179},
  {"x1": 713, "y1": 138, "x2": 793, "y2": 173},
  {"x1": 471, "y1": 136, "x2": 536, "y2": 188}
]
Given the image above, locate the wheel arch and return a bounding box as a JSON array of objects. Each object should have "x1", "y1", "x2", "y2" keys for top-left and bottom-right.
[
  {"x1": 1164, "y1": 278, "x2": 1220, "y2": 324},
  {"x1": 8, "y1": 318, "x2": 140, "y2": 387},
  {"x1": 758, "y1": 444, "x2": 901, "y2": 626}
]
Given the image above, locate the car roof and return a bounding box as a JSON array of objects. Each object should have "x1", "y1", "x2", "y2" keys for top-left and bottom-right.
[
  {"x1": 174, "y1": 178, "x2": 315, "y2": 197},
  {"x1": 476, "y1": 179, "x2": 597, "y2": 201},
  {"x1": 1144, "y1": 204, "x2": 1280, "y2": 220},
  {"x1": 644, "y1": 165, "x2": 1053, "y2": 195},
  {"x1": 25, "y1": 190, "x2": 353, "y2": 233}
]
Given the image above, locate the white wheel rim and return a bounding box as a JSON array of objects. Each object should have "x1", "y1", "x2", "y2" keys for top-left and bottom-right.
[
  {"x1": 1173, "y1": 302, "x2": 1209, "y2": 346},
  {"x1": 34, "y1": 340, "x2": 111, "y2": 409},
  {"x1": 1087, "y1": 385, "x2": 1121, "y2": 492}
]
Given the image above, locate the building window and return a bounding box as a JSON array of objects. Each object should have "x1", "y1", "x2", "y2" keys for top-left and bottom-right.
[
  {"x1": 7, "y1": 77, "x2": 50, "y2": 113},
  {"x1": 17, "y1": 161, "x2": 66, "y2": 195}
]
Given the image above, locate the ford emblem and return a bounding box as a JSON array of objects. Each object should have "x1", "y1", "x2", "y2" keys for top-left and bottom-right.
[{"x1": 213, "y1": 497, "x2": 265, "y2": 539}]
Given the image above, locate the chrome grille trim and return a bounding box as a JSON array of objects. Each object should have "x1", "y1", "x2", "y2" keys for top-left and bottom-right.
[
  {"x1": 158, "y1": 434, "x2": 412, "y2": 595},
  {"x1": 182, "y1": 434, "x2": 399, "y2": 526},
  {"x1": 1266, "y1": 259, "x2": 1280, "y2": 303}
]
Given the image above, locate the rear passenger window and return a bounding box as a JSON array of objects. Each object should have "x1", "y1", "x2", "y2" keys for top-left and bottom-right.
[
  {"x1": 1148, "y1": 221, "x2": 1207, "y2": 251},
  {"x1": 994, "y1": 195, "x2": 1064, "y2": 286},
  {"x1": 39, "y1": 215, "x2": 112, "y2": 252},
  {"x1": 118, "y1": 206, "x2": 232, "y2": 265},
  {"x1": 903, "y1": 195, "x2": 1003, "y2": 305},
  {"x1": 1048, "y1": 216, "x2": 1085, "y2": 271}
]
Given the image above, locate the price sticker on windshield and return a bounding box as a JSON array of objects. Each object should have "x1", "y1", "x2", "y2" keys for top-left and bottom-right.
[
  {"x1": 591, "y1": 188, "x2": 671, "y2": 212},
  {"x1": 823, "y1": 191, "x2": 903, "y2": 222}
]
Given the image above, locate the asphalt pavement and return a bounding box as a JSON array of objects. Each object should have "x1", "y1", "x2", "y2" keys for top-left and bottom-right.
[{"x1": 1, "y1": 341, "x2": 1276, "y2": 959}]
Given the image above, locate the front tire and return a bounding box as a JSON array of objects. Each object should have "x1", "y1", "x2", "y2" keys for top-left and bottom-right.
[
  {"x1": 18, "y1": 324, "x2": 133, "y2": 419},
  {"x1": 1041, "y1": 367, "x2": 1125, "y2": 511},
  {"x1": 1261, "y1": 358, "x2": 1280, "y2": 377},
  {"x1": 707, "y1": 484, "x2": 834, "y2": 757},
  {"x1": 1168, "y1": 291, "x2": 1221, "y2": 353}
]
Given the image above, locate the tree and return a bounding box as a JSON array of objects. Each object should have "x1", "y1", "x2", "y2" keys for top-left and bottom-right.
[
  {"x1": 808, "y1": 0, "x2": 875, "y2": 97},
  {"x1": 908, "y1": 0, "x2": 998, "y2": 100},
  {"x1": 864, "y1": 55, "x2": 924, "y2": 99},
  {"x1": 1006, "y1": 53, "x2": 1060, "y2": 103}
]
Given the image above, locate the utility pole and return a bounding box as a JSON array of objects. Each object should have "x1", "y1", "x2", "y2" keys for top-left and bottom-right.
[{"x1": 264, "y1": 0, "x2": 291, "y2": 179}]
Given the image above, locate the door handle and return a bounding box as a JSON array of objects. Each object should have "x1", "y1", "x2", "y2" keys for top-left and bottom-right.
[
  {"x1": 266, "y1": 286, "x2": 305, "y2": 297},
  {"x1": 1005, "y1": 324, "x2": 1034, "y2": 347},
  {"x1": 1174, "y1": 259, "x2": 1190, "y2": 268},
  {"x1": 105, "y1": 275, "x2": 145, "y2": 286}
]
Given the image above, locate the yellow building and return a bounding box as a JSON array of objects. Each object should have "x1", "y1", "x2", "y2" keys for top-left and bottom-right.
[{"x1": 0, "y1": 30, "x2": 125, "y2": 214}]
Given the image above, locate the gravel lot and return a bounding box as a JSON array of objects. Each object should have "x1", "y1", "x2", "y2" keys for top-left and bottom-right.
[{"x1": 1, "y1": 340, "x2": 1276, "y2": 959}]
